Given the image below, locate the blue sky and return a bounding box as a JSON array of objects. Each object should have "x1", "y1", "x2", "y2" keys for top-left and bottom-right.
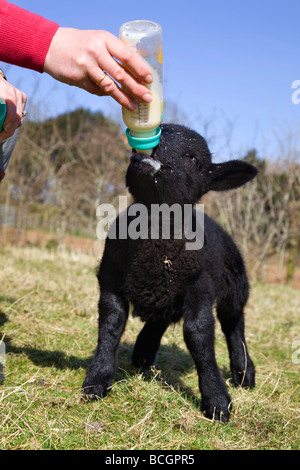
[{"x1": 2, "y1": 0, "x2": 300, "y2": 160}]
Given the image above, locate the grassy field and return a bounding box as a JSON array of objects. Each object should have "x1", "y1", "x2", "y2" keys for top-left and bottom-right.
[{"x1": 0, "y1": 245, "x2": 299, "y2": 450}]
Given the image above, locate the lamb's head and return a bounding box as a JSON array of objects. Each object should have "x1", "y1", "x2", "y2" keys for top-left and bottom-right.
[{"x1": 126, "y1": 124, "x2": 258, "y2": 205}]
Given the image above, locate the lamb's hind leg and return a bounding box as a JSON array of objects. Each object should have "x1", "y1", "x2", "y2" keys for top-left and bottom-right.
[
  {"x1": 132, "y1": 320, "x2": 169, "y2": 369},
  {"x1": 217, "y1": 298, "x2": 255, "y2": 388}
]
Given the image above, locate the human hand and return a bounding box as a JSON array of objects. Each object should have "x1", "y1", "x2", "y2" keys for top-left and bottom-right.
[
  {"x1": 44, "y1": 27, "x2": 153, "y2": 111},
  {"x1": 0, "y1": 75, "x2": 27, "y2": 143}
]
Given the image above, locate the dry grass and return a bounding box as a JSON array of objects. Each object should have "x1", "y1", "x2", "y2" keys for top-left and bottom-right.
[{"x1": 0, "y1": 245, "x2": 299, "y2": 450}]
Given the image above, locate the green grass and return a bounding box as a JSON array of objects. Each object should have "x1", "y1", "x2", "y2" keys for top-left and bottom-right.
[{"x1": 0, "y1": 246, "x2": 299, "y2": 450}]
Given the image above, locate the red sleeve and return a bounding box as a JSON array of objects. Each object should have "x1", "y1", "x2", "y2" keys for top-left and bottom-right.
[{"x1": 0, "y1": 0, "x2": 60, "y2": 73}]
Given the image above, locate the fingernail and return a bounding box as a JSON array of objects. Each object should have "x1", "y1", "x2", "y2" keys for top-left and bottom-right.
[
  {"x1": 142, "y1": 93, "x2": 153, "y2": 103},
  {"x1": 144, "y1": 74, "x2": 153, "y2": 84}
]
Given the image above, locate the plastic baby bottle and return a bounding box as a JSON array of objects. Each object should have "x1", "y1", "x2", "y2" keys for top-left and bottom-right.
[
  {"x1": 0, "y1": 98, "x2": 6, "y2": 132},
  {"x1": 119, "y1": 20, "x2": 163, "y2": 154}
]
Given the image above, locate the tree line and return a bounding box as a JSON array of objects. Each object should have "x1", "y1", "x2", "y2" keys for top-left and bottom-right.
[{"x1": 0, "y1": 108, "x2": 299, "y2": 283}]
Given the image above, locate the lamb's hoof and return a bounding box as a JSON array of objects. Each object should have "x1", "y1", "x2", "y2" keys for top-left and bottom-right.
[
  {"x1": 82, "y1": 382, "x2": 107, "y2": 402},
  {"x1": 201, "y1": 396, "x2": 232, "y2": 423},
  {"x1": 131, "y1": 357, "x2": 155, "y2": 371},
  {"x1": 232, "y1": 359, "x2": 255, "y2": 388}
]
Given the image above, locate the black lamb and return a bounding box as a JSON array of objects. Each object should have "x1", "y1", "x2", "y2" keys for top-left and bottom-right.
[{"x1": 83, "y1": 124, "x2": 257, "y2": 422}]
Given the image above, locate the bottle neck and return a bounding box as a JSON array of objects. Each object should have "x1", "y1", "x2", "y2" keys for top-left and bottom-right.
[
  {"x1": 125, "y1": 127, "x2": 162, "y2": 152},
  {"x1": 130, "y1": 129, "x2": 157, "y2": 139}
]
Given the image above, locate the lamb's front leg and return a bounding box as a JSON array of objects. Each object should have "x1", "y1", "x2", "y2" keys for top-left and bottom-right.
[
  {"x1": 82, "y1": 291, "x2": 129, "y2": 400},
  {"x1": 183, "y1": 286, "x2": 232, "y2": 422}
]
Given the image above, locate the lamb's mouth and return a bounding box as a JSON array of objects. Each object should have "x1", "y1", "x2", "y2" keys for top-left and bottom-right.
[{"x1": 130, "y1": 152, "x2": 162, "y2": 175}]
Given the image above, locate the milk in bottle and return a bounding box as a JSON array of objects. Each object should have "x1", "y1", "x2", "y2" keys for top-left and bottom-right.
[{"x1": 119, "y1": 20, "x2": 163, "y2": 153}]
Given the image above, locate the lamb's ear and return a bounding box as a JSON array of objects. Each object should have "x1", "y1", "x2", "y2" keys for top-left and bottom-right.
[{"x1": 207, "y1": 160, "x2": 258, "y2": 192}]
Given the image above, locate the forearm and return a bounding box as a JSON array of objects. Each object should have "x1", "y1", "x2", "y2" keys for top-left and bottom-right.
[
  {"x1": 0, "y1": 0, "x2": 59, "y2": 72},
  {"x1": 0, "y1": 1, "x2": 153, "y2": 110}
]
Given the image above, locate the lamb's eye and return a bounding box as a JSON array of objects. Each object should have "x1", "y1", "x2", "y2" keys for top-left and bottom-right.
[
  {"x1": 184, "y1": 154, "x2": 201, "y2": 168},
  {"x1": 191, "y1": 157, "x2": 200, "y2": 168}
]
